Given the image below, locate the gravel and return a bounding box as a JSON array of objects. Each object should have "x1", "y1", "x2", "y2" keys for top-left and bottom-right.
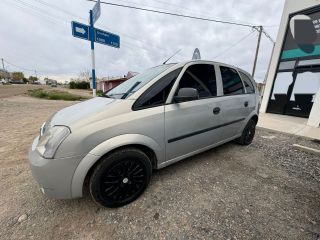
[
  {"x1": 18, "y1": 214, "x2": 28, "y2": 223},
  {"x1": 0, "y1": 85, "x2": 319, "y2": 239}
]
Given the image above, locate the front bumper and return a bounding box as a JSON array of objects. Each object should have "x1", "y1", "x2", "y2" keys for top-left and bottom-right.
[{"x1": 28, "y1": 136, "x2": 83, "y2": 199}]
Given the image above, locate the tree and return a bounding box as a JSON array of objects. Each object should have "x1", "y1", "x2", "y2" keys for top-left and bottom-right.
[
  {"x1": 28, "y1": 76, "x2": 38, "y2": 83},
  {"x1": 78, "y1": 70, "x2": 90, "y2": 82},
  {"x1": 11, "y1": 72, "x2": 24, "y2": 81}
]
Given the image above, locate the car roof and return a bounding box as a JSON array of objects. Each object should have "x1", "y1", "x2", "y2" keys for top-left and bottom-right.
[{"x1": 168, "y1": 60, "x2": 253, "y2": 78}]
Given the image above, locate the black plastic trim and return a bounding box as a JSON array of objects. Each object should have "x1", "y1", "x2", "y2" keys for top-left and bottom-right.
[{"x1": 168, "y1": 118, "x2": 245, "y2": 143}]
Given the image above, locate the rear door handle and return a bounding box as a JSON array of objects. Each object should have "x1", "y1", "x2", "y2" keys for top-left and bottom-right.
[
  {"x1": 213, "y1": 107, "x2": 220, "y2": 115},
  {"x1": 244, "y1": 101, "x2": 248, "y2": 107}
]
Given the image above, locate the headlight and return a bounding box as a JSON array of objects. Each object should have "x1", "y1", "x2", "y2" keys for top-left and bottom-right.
[{"x1": 36, "y1": 126, "x2": 70, "y2": 159}]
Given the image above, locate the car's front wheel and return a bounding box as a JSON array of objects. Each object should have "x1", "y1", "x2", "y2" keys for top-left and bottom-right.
[{"x1": 89, "y1": 148, "x2": 152, "y2": 208}]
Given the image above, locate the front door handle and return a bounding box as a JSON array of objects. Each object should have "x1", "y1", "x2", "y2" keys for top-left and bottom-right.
[
  {"x1": 213, "y1": 107, "x2": 220, "y2": 115},
  {"x1": 244, "y1": 101, "x2": 249, "y2": 107}
]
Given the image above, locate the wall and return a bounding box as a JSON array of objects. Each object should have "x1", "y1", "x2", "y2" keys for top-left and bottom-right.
[
  {"x1": 261, "y1": 0, "x2": 320, "y2": 113},
  {"x1": 261, "y1": 0, "x2": 320, "y2": 127}
]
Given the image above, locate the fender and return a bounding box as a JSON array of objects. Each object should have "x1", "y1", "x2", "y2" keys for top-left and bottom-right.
[
  {"x1": 71, "y1": 134, "x2": 164, "y2": 198},
  {"x1": 243, "y1": 111, "x2": 259, "y2": 130}
]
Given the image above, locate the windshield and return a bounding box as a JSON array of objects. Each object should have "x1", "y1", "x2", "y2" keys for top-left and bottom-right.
[{"x1": 104, "y1": 64, "x2": 175, "y2": 99}]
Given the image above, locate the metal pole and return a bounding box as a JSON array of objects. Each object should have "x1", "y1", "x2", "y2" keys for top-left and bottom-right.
[
  {"x1": 1, "y1": 58, "x2": 5, "y2": 70},
  {"x1": 89, "y1": 10, "x2": 96, "y2": 97},
  {"x1": 252, "y1": 26, "x2": 263, "y2": 78},
  {"x1": 261, "y1": 42, "x2": 275, "y2": 98}
]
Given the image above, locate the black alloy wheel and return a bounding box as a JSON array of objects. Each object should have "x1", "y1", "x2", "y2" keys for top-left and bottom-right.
[
  {"x1": 245, "y1": 121, "x2": 256, "y2": 144},
  {"x1": 89, "y1": 148, "x2": 152, "y2": 208},
  {"x1": 236, "y1": 119, "x2": 256, "y2": 145}
]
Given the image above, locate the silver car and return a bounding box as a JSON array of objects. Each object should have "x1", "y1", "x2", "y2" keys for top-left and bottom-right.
[{"x1": 28, "y1": 60, "x2": 259, "y2": 207}]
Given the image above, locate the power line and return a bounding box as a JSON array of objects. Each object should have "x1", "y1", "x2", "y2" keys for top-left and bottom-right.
[
  {"x1": 262, "y1": 28, "x2": 275, "y2": 43},
  {"x1": 29, "y1": 0, "x2": 179, "y2": 56},
  {"x1": 213, "y1": 31, "x2": 255, "y2": 59},
  {"x1": 113, "y1": 0, "x2": 259, "y2": 27},
  {"x1": 3, "y1": 0, "x2": 63, "y2": 26},
  {"x1": 3, "y1": 59, "x2": 35, "y2": 72},
  {"x1": 87, "y1": 0, "x2": 256, "y2": 28},
  {"x1": 12, "y1": 0, "x2": 67, "y2": 24},
  {"x1": 3, "y1": 59, "x2": 80, "y2": 76},
  {"x1": 87, "y1": 0, "x2": 276, "y2": 45},
  {"x1": 5, "y1": 0, "x2": 175, "y2": 58}
]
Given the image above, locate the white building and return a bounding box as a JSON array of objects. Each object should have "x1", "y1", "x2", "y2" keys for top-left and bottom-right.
[{"x1": 261, "y1": 0, "x2": 320, "y2": 128}]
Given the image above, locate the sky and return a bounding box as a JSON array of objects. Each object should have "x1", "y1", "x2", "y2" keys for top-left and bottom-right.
[{"x1": 0, "y1": 0, "x2": 285, "y2": 83}]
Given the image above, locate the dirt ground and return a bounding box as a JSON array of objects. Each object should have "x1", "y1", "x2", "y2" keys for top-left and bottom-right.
[{"x1": 0, "y1": 85, "x2": 319, "y2": 240}]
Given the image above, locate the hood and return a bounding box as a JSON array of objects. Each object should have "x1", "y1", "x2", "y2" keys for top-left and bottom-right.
[{"x1": 50, "y1": 97, "x2": 120, "y2": 126}]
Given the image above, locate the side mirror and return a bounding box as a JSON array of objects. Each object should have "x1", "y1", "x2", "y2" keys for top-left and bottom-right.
[{"x1": 174, "y1": 88, "x2": 199, "y2": 103}]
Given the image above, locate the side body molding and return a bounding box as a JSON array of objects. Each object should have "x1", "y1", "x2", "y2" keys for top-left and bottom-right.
[{"x1": 71, "y1": 134, "x2": 164, "y2": 198}]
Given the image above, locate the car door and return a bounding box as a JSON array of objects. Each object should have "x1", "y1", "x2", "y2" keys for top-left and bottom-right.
[
  {"x1": 215, "y1": 65, "x2": 250, "y2": 138},
  {"x1": 239, "y1": 71, "x2": 257, "y2": 116},
  {"x1": 164, "y1": 63, "x2": 226, "y2": 163}
]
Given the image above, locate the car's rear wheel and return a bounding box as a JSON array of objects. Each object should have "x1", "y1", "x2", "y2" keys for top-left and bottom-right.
[
  {"x1": 236, "y1": 119, "x2": 256, "y2": 145},
  {"x1": 89, "y1": 148, "x2": 152, "y2": 208}
]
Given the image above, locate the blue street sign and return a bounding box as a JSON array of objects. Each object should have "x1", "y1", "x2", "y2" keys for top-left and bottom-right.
[
  {"x1": 95, "y1": 28, "x2": 120, "y2": 48},
  {"x1": 71, "y1": 21, "x2": 90, "y2": 40},
  {"x1": 92, "y1": 0, "x2": 101, "y2": 24}
]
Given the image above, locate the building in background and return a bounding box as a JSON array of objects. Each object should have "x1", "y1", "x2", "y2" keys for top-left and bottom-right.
[
  {"x1": 261, "y1": 0, "x2": 320, "y2": 128},
  {"x1": 0, "y1": 69, "x2": 10, "y2": 80},
  {"x1": 97, "y1": 71, "x2": 139, "y2": 92},
  {"x1": 45, "y1": 78, "x2": 58, "y2": 86}
]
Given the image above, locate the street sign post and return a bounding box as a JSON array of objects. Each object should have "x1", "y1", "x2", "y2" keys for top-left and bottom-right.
[
  {"x1": 89, "y1": 10, "x2": 97, "y2": 97},
  {"x1": 95, "y1": 28, "x2": 120, "y2": 48},
  {"x1": 71, "y1": 1, "x2": 120, "y2": 97}
]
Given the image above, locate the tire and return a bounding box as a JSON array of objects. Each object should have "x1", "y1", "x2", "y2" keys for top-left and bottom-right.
[
  {"x1": 89, "y1": 148, "x2": 152, "y2": 208},
  {"x1": 236, "y1": 119, "x2": 256, "y2": 145}
]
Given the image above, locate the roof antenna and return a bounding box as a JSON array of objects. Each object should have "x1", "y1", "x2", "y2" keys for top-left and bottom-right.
[{"x1": 163, "y1": 49, "x2": 182, "y2": 64}]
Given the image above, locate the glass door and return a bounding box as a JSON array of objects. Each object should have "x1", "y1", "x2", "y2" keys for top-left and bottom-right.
[{"x1": 284, "y1": 67, "x2": 320, "y2": 117}]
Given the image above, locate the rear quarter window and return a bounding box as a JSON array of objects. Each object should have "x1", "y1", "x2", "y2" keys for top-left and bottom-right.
[{"x1": 239, "y1": 72, "x2": 255, "y2": 94}]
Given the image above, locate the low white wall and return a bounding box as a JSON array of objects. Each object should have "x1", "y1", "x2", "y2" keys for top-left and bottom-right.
[{"x1": 308, "y1": 89, "x2": 320, "y2": 127}]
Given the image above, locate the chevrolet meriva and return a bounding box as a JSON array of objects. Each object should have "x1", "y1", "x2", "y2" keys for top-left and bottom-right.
[{"x1": 28, "y1": 60, "x2": 259, "y2": 207}]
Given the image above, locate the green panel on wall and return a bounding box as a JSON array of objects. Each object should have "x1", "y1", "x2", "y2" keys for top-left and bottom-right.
[{"x1": 281, "y1": 45, "x2": 320, "y2": 60}]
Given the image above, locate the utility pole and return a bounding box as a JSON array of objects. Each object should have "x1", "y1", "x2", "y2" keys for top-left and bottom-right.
[
  {"x1": 252, "y1": 26, "x2": 263, "y2": 78},
  {"x1": 261, "y1": 42, "x2": 276, "y2": 98},
  {"x1": 1, "y1": 58, "x2": 5, "y2": 70}
]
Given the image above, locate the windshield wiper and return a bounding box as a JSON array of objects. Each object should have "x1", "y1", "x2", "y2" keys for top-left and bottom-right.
[
  {"x1": 121, "y1": 81, "x2": 141, "y2": 99},
  {"x1": 101, "y1": 93, "x2": 114, "y2": 98}
]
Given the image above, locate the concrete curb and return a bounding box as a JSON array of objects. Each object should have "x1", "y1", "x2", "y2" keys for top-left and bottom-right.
[{"x1": 292, "y1": 144, "x2": 320, "y2": 156}]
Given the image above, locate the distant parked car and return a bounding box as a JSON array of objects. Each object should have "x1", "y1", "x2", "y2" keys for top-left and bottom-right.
[
  {"x1": 28, "y1": 60, "x2": 259, "y2": 208},
  {"x1": 0, "y1": 79, "x2": 6, "y2": 84},
  {"x1": 9, "y1": 79, "x2": 24, "y2": 84}
]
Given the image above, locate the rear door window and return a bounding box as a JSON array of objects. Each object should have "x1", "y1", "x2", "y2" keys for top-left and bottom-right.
[{"x1": 220, "y1": 66, "x2": 245, "y2": 95}]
